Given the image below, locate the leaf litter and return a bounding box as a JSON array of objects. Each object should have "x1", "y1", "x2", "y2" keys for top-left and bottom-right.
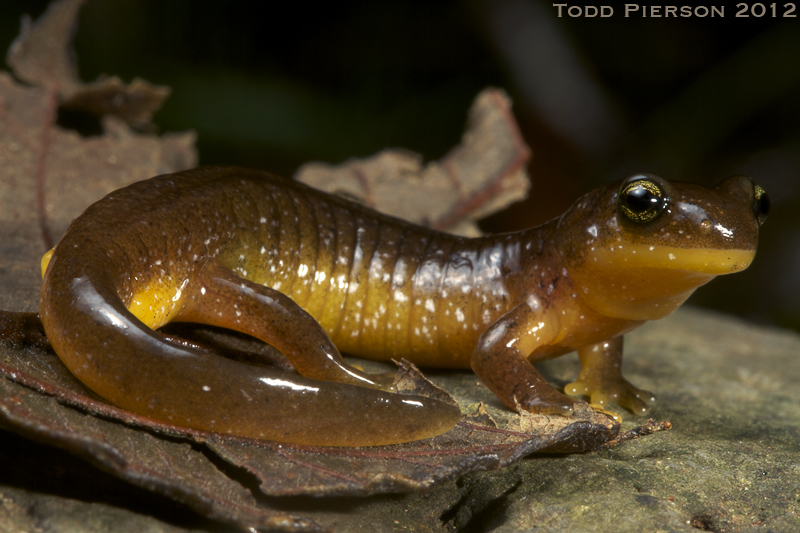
[{"x1": 0, "y1": 1, "x2": 670, "y2": 531}]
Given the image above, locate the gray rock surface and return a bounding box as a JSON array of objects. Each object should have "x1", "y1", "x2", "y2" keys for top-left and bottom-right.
[{"x1": 1, "y1": 307, "x2": 799, "y2": 532}]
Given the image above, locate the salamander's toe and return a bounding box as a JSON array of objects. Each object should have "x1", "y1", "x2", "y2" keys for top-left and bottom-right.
[{"x1": 566, "y1": 378, "x2": 655, "y2": 416}]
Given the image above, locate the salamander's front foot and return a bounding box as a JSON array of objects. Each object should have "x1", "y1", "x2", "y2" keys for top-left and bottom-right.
[
  {"x1": 567, "y1": 337, "x2": 656, "y2": 416},
  {"x1": 564, "y1": 377, "x2": 655, "y2": 415},
  {"x1": 516, "y1": 387, "x2": 578, "y2": 417}
]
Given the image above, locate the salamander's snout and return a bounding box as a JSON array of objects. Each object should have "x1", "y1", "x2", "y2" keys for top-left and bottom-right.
[{"x1": 715, "y1": 175, "x2": 770, "y2": 227}]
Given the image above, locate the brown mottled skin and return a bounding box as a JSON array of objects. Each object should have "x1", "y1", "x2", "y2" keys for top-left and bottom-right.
[{"x1": 39, "y1": 168, "x2": 767, "y2": 446}]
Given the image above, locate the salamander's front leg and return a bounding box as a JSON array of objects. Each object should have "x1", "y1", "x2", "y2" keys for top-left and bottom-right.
[
  {"x1": 565, "y1": 336, "x2": 655, "y2": 415},
  {"x1": 177, "y1": 262, "x2": 394, "y2": 391},
  {"x1": 472, "y1": 303, "x2": 577, "y2": 416}
]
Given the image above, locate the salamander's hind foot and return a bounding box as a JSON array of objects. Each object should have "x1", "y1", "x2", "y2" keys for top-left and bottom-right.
[
  {"x1": 564, "y1": 377, "x2": 655, "y2": 415},
  {"x1": 354, "y1": 369, "x2": 397, "y2": 392},
  {"x1": 515, "y1": 386, "x2": 578, "y2": 417}
]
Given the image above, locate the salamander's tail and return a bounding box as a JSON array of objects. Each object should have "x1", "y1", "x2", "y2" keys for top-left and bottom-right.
[{"x1": 40, "y1": 250, "x2": 460, "y2": 446}]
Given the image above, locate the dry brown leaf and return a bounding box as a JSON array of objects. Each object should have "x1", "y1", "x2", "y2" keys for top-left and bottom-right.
[
  {"x1": 0, "y1": 0, "x2": 196, "y2": 313},
  {"x1": 0, "y1": 1, "x2": 669, "y2": 531},
  {"x1": 295, "y1": 87, "x2": 531, "y2": 237},
  {"x1": 6, "y1": 0, "x2": 170, "y2": 127},
  {"x1": 5, "y1": 0, "x2": 85, "y2": 93},
  {"x1": 62, "y1": 76, "x2": 172, "y2": 129}
]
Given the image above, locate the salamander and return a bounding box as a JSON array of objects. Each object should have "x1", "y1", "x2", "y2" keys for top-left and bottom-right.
[{"x1": 39, "y1": 167, "x2": 768, "y2": 446}]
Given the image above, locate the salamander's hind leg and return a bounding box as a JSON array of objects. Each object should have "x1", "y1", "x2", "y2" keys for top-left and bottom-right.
[
  {"x1": 176, "y1": 261, "x2": 395, "y2": 391},
  {"x1": 565, "y1": 336, "x2": 655, "y2": 415}
]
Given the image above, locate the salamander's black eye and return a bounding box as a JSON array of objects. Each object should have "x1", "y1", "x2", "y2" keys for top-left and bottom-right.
[
  {"x1": 754, "y1": 184, "x2": 769, "y2": 226},
  {"x1": 617, "y1": 175, "x2": 669, "y2": 224}
]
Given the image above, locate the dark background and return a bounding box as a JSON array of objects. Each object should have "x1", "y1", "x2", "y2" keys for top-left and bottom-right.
[{"x1": 2, "y1": 0, "x2": 798, "y2": 331}]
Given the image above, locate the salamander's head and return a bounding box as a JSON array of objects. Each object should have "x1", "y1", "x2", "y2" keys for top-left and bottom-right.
[{"x1": 556, "y1": 174, "x2": 768, "y2": 320}]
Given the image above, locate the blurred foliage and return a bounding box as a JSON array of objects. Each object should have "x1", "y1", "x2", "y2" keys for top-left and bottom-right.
[{"x1": 1, "y1": 0, "x2": 798, "y2": 331}]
